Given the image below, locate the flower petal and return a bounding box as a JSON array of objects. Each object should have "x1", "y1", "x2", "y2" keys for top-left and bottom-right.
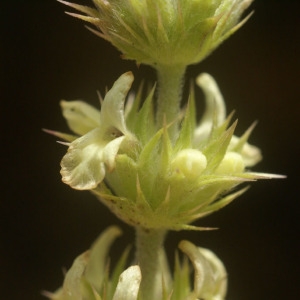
[
  {"x1": 47, "y1": 251, "x2": 89, "y2": 300},
  {"x1": 62, "y1": 252, "x2": 89, "y2": 299},
  {"x1": 112, "y1": 266, "x2": 141, "y2": 300},
  {"x1": 60, "y1": 128, "x2": 106, "y2": 190},
  {"x1": 60, "y1": 100, "x2": 101, "y2": 135},
  {"x1": 100, "y1": 72, "x2": 134, "y2": 134},
  {"x1": 102, "y1": 136, "x2": 126, "y2": 172},
  {"x1": 179, "y1": 240, "x2": 227, "y2": 299},
  {"x1": 194, "y1": 73, "x2": 226, "y2": 144},
  {"x1": 85, "y1": 226, "x2": 123, "y2": 293}
]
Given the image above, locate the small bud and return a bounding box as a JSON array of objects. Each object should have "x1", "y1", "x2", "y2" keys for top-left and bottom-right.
[
  {"x1": 171, "y1": 149, "x2": 207, "y2": 179},
  {"x1": 215, "y1": 152, "x2": 245, "y2": 175}
]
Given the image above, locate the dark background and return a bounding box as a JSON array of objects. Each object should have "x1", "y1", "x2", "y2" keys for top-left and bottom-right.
[{"x1": 1, "y1": 0, "x2": 299, "y2": 299}]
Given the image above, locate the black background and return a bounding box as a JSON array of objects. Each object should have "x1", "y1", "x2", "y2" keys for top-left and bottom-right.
[{"x1": 1, "y1": 0, "x2": 299, "y2": 299}]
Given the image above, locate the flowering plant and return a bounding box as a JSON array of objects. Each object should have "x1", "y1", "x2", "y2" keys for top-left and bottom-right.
[{"x1": 45, "y1": 1, "x2": 283, "y2": 299}]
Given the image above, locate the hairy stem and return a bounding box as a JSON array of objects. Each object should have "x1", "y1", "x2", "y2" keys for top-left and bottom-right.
[
  {"x1": 156, "y1": 65, "x2": 186, "y2": 140},
  {"x1": 135, "y1": 227, "x2": 167, "y2": 300}
]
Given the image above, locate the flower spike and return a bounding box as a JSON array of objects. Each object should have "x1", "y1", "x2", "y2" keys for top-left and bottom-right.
[{"x1": 47, "y1": 1, "x2": 285, "y2": 299}]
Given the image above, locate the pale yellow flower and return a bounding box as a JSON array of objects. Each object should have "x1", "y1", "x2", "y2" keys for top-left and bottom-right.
[{"x1": 49, "y1": 72, "x2": 137, "y2": 190}]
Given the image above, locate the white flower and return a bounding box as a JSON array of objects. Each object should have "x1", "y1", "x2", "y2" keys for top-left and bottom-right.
[
  {"x1": 179, "y1": 240, "x2": 227, "y2": 300},
  {"x1": 195, "y1": 72, "x2": 262, "y2": 168},
  {"x1": 44, "y1": 226, "x2": 142, "y2": 300},
  {"x1": 60, "y1": 72, "x2": 136, "y2": 190}
]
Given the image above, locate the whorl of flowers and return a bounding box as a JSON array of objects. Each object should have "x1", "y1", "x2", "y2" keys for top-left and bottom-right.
[
  {"x1": 44, "y1": 226, "x2": 227, "y2": 300},
  {"x1": 47, "y1": 72, "x2": 280, "y2": 231},
  {"x1": 58, "y1": 0, "x2": 253, "y2": 67}
]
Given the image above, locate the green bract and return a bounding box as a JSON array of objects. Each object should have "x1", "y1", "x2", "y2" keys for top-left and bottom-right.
[
  {"x1": 58, "y1": 0, "x2": 253, "y2": 67},
  {"x1": 50, "y1": 72, "x2": 278, "y2": 231}
]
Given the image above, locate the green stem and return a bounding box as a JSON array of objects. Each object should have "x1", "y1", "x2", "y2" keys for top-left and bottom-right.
[
  {"x1": 135, "y1": 227, "x2": 167, "y2": 300},
  {"x1": 156, "y1": 65, "x2": 186, "y2": 139}
]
